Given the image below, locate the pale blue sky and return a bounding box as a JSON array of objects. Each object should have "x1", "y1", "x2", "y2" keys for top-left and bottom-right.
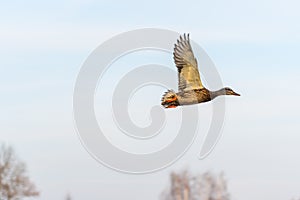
[{"x1": 1, "y1": 0, "x2": 300, "y2": 200}]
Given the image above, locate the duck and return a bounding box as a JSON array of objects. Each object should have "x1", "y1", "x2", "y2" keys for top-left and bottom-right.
[{"x1": 161, "y1": 34, "x2": 240, "y2": 109}]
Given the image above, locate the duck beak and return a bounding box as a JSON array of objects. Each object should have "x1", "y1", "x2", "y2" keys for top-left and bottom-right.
[{"x1": 232, "y1": 91, "x2": 241, "y2": 96}]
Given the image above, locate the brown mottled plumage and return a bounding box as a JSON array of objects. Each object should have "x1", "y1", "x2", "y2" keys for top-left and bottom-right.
[{"x1": 161, "y1": 34, "x2": 240, "y2": 109}]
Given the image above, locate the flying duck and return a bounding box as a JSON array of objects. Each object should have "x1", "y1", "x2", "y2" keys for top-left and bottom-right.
[{"x1": 161, "y1": 34, "x2": 240, "y2": 109}]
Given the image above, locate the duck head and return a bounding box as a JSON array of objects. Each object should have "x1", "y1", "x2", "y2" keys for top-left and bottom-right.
[
  {"x1": 224, "y1": 87, "x2": 240, "y2": 96},
  {"x1": 161, "y1": 90, "x2": 180, "y2": 108}
]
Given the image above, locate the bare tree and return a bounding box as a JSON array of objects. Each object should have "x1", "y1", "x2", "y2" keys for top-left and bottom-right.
[
  {"x1": 161, "y1": 170, "x2": 230, "y2": 200},
  {"x1": 65, "y1": 193, "x2": 72, "y2": 200},
  {"x1": 0, "y1": 144, "x2": 39, "y2": 200}
]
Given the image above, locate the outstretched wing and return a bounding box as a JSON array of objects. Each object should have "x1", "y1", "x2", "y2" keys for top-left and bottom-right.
[{"x1": 173, "y1": 34, "x2": 203, "y2": 91}]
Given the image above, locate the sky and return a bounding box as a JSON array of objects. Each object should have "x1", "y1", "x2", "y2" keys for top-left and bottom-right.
[{"x1": 0, "y1": 0, "x2": 300, "y2": 199}]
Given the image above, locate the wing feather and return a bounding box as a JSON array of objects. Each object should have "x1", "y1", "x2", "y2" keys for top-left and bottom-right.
[{"x1": 173, "y1": 33, "x2": 203, "y2": 91}]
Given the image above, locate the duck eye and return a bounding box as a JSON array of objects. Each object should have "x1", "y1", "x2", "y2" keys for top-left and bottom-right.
[{"x1": 170, "y1": 95, "x2": 175, "y2": 98}]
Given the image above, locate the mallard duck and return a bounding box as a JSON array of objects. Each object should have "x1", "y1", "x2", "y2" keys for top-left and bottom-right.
[{"x1": 161, "y1": 34, "x2": 240, "y2": 108}]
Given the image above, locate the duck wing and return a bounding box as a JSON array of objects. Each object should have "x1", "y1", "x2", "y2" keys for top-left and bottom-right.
[{"x1": 173, "y1": 34, "x2": 203, "y2": 91}]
